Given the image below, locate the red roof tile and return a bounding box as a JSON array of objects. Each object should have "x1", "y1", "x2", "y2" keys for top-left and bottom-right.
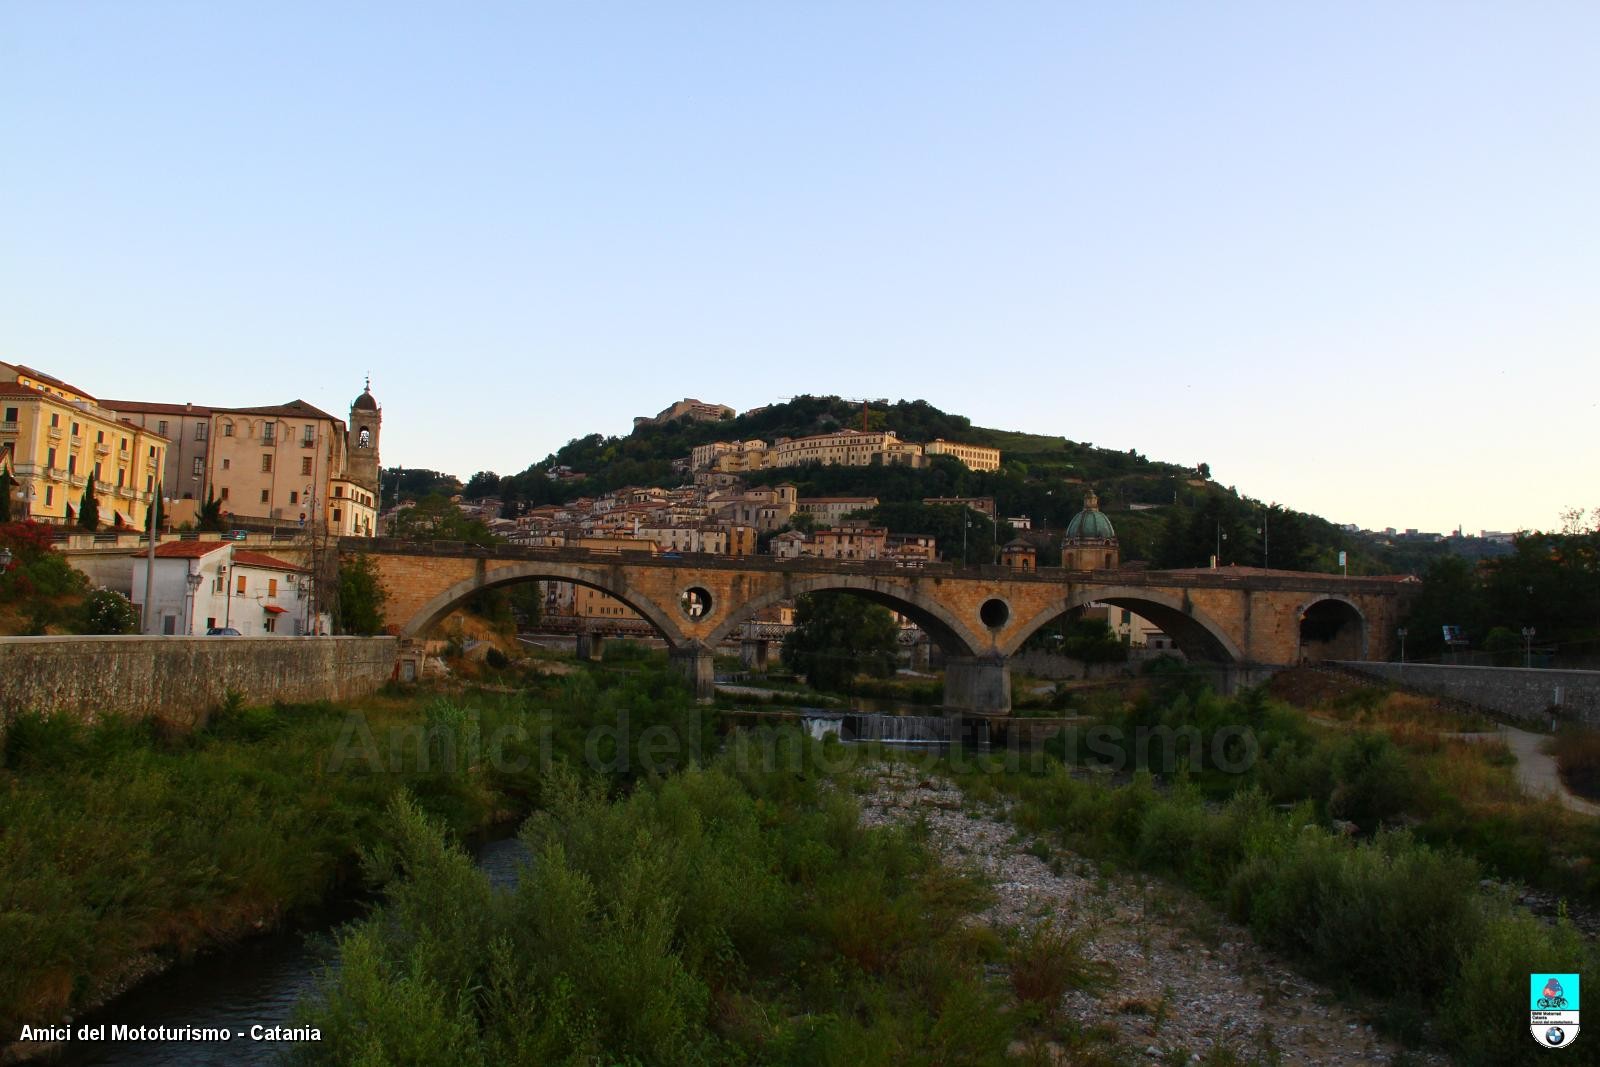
[
  {"x1": 233, "y1": 550, "x2": 305, "y2": 572},
  {"x1": 134, "y1": 541, "x2": 232, "y2": 559}
]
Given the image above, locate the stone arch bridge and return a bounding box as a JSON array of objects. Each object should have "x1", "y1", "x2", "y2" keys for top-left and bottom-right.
[{"x1": 350, "y1": 539, "x2": 1418, "y2": 715}]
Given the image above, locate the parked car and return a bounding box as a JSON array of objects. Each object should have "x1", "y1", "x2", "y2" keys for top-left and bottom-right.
[
  {"x1": 225, "y1": 530, "x2": 249, "y2": 541},
  {"x1": 206, "y1": 626, "x2": 242, "y2": 636}
]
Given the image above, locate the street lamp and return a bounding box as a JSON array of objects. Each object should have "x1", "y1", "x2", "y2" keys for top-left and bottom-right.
[
  {"x1": 1522, "y1": 626, "x2": 1536, "y2": 669},
  {"x1": 185, "y1": 570, "x2": 204, "y2": 635},
  {"x1": 1397, "y1": 627, "x2": 1408, "y2": 664}
]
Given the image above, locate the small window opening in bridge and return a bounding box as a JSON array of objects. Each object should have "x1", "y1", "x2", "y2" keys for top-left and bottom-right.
[
  {"x1": 679, "y1": 587, "x2": 713, "y2": 619},
  {"x1": 979, "y1": 598, "x2": 1010, "y2": 630}
]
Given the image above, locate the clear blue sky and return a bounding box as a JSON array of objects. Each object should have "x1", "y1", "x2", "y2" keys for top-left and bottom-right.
[{"x1": 3, "y1": 2, "x2": 1596, "y2": 534}]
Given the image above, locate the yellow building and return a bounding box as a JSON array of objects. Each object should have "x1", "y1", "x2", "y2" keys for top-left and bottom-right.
[
  {"x1": 770, "y1": 429, "x2": 924, "y2": 468},
  {"x1": 924, "y1": 439, "x2": 1001, "y2": 471},
  {"x1": 0, "y1": 363, "x2": 169, "y2": 528}
]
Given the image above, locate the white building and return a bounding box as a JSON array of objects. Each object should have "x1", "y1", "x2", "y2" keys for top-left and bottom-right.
[{"x1": 130, "y1": 541, "x2": 326, "y2": 636}]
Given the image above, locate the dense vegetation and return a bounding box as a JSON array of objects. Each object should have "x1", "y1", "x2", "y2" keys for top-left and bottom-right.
[
  {"x1": 293, "y1": 744, "x2": 1014, "y2": 1066},
  {"x1": 0, "y1": 521, "x2": 136, "y2": 635},
  {"x1": 964, "y1": 667, "x2": 1599, "y2": 1064},
  {"x1": 0, "y1": 663, "x2": 712, "y2": 1036}
]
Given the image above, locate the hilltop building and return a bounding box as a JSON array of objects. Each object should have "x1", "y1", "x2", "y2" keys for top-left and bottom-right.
[{"x1": 635, "y1": 398, "x2": 735, "y2": 428}]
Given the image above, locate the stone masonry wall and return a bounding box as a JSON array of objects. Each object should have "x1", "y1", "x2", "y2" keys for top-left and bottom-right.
[
  {"x1": 1338, "y1": 661, "x2": 1600, "y2": 725},
  {"x1": 0, "y1": 636, "x2": 397, "y2": 729}
]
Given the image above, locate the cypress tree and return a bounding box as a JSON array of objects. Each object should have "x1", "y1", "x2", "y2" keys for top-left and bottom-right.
[{"x1": 79, "y1": 479, "x2": 100, "y2": 529}]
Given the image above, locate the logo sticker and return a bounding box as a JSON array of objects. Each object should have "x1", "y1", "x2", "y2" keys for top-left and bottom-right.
[{"x1": 1532, "y1": 973, "x2": 1580, "y2": 1049}]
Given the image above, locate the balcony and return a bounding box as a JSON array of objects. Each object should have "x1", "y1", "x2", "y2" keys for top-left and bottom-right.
[
  {"x1": 0, "y1": 420, "x2": 16, "y2": 434},
  {"x1": 301, "y1": 438, "x2": 315, "y2": 448},
  {"x1": 95, "y1": 442, "x2": 110, "y2": 455},
  {"x1": 47, "y1": 426, "x2": 63, "y2": 440},
  {"x1": 47, "y1": 467, "x2": 67, "y2": 481}
]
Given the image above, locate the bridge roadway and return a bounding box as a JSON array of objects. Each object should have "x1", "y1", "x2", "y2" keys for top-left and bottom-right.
[{"x1": 351, "y1": 538, "x2": 1417, "y2": 715}]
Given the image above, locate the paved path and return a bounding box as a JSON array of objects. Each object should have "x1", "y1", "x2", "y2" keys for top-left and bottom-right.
[{"x1": 1498, "y1": 725, "x2": 1600, "y2": 816}]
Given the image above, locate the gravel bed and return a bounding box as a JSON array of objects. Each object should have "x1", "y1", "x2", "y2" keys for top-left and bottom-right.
[{"x1": 856, "y1": 764, "x2": 1452, "y2": 1066}]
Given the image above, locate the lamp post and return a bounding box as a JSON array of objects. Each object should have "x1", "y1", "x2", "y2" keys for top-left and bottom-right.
[
  {"x1": 1522, "y1": 626, "x2": 1536, "y2": 669},
  {"x1": 185, "y1": 570, "x2": 204, "y2": 635},
  {"x1": 0, "y1": 546, "x2": 12, "y2": 572},
  {"x1": 1397, "y1": 626, "x2": 1408, "y2": 664}
]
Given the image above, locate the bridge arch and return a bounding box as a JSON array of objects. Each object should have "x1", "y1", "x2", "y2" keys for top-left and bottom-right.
[
  {"x1": 1295, "y1": 595, "x2": 1367, "y2": 662},
  {"x1": 398, "y1": 561, "x2": 688, "y2": 645},
  {"x1": 703, "y1": 574, "x2": 987, "y2": 657},
  {"x1": 1000, "y1": 586, "x2": 1244, "y2": 663}
]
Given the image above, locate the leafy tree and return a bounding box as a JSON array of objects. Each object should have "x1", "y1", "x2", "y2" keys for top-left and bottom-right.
[
  {"x1": 385, "y1": 494, "x2": 499, "y2": 545},
  {"x1": 781, "y1": 592, "x2": 899, "y2": 692},
  {"x1": 1197, "y1": 462, "x2": 1211, "y2": 479},
  {"x1": 337, "y1": 554, "x2": 388, "y2": 635},
  {"x1": 1398, "y1": 555, "x2": 1487, "y2": 659},
  {"x1": 78, "y1": 588, "x2": 137, "y2": 634},
  {"x1": 463, "y1": 470, "x2": 501, "y2": 499},
  {"x1": 197, "y1": 489, "x2": 225, "y2": 532},
  {"x1": 78, "y1": 480, "x2": 99, "y2": 530}
]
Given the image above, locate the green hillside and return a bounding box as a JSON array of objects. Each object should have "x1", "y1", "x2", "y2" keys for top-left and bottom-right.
[{"x1": 452, "y1": 395, "x2": 1427, "y2": 574}]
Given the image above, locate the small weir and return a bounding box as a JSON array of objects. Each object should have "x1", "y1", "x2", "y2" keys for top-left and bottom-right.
[{"x1": 799, "y1": 711, "x2": 990, "y2": 747}]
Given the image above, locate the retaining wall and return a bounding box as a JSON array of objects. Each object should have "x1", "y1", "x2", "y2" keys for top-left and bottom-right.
[
  {"x1": 0, "y1": 636, "x2": 397, "y2": 728},
  {"x1": 1337, "y1": 661, "x2": 1600, "y2": 725}
]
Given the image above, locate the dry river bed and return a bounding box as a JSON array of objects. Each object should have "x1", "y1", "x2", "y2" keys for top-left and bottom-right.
[{"x1": 855, "y1": 764, "x2": 1452, "y2": 1066}]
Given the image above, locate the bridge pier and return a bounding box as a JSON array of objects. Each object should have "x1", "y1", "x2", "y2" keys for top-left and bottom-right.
[
  {"x1": 575, "y1": 632, "x2": 605, "y2": 661},
  {"x1": 671, "y1": 645, "x2": 717, "y2": 704},
  {"x1": 943, "y1": 655, "x2": 1012, "y2": 716},
  {"x1": 740, "y1": 638, "x2": 770, "y2": 671}
]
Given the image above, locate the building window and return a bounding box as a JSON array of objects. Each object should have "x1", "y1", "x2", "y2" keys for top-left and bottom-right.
[
  {"x1": 195, "y1": 422, "x2": 207, "y2": 441},
  {"x1": 222, "y1": 458, "x2": 230, "y2": 470},
  {"x1": 96, "y1": 430, "x2": 104, "y2": 443},
  {"x1": 44, "y1": 486, "x2": 53, "y2": 506},
  {"x1": 289, "y1": 491, "x2": 298, "y2": 504},
  {"x1": 71, "y1": 421, "x2": 79, "y2": 436},
  {"x1": 192, "y1": 457, "x2": 203, "y2": 476},
  {"x1": 237, "y1": 574, "x2": 247, "y2": 595},
  {"x1": 259, "y1": 489, "x2": 269, "y2": 503},
  {"x1": 50, "y1": 412, "x2": 59, "y2": 427},
  {"x1": 95, "y1": 462, "x2": 102, "y2": 480},
  {"x1": 263, "y1": 616, "x2": 277, "y2": 633},
  {"x1": 261, "y1": 454, "x2": 273, "y2": 472},
  {"x1": 117, "y1": 469, "x2": 125, "y2": 487},
  {"x1": 220, "y1": 487, "x2": 229, "y2": 500},
  {"x1": 3, "y1": 406, "x2": 16, "y2": 422},
  {"x1": 268, "y1": 578, "x2": 278, "y2": 596},
  {"x1": 262, "y1": 424, "x2": 275, "y2": 444},
  {"x1": 157, "y1": 420, "x2": 168, "y2": 436},
  {"x1": 302, "y1": 426, "x2": 315, "y2": 446},
  {"x1": 332, "y1": 508, "x2": 342, "y2": 523},
  {"x1": 146, "y1": 475, "x2": 153, "y2": 492},
  {"x1": 222, "y1": 423, "x2": 233, "y2": 437},
  {"x1": 301, "y1": 457, "x2": 312, "y2": 475},
  {"x1": 358, "y1": 428, "x2": 371, "y2": 448},
  {"x1": 206, "y1": 617, "x2": 216, "y2": 629},
  {"x1": 120, "y1": 437, "x2": 128, "y2": 452},
  {"x1": 46, "y1": 447, "x2": 56, "y2": 469},
  {"x1": 67, "y1": 455, "x2": 76, "y2": 475}
]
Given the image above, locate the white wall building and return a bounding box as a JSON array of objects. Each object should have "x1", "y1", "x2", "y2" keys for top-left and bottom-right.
[{"x1": 130, "y1": 541, "x2": 327, "y2": 636}]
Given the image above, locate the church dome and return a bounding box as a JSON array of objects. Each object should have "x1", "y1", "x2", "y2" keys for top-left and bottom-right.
[
  {"x1": 1064, "y1": 489, "x2": 1116, "y2": 541},
  {"x1": 353, "y1": 378, "x2": 378, "y2": 411}
]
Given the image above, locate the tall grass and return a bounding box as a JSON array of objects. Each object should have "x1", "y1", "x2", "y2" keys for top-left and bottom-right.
[{"x1": 295, "y1": 738, "x2": 1014, "y2": 1066}]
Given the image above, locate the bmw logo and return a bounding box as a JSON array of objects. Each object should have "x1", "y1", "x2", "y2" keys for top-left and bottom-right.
[{"x1": 1547, "y1": 1026, "x2": 1567, "y2": 1046}]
